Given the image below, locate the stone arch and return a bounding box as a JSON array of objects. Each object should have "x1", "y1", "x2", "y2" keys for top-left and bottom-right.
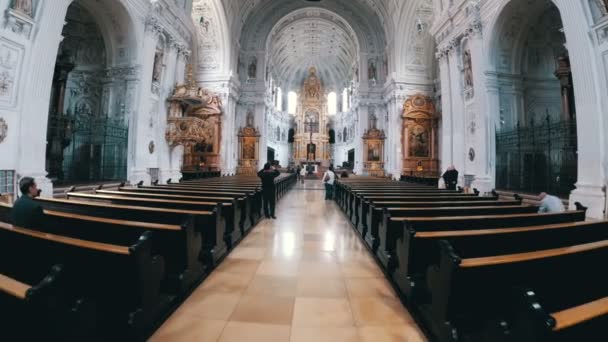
[
  {"x1": 191, "y1": 0, "x2": 232, "y2": 76},
  {"x1": 394, "y1": 0, "x2": 436, "y2": 78},
  {"x1": 485, "y1": 0, "x2": 607, "y2": 217}
]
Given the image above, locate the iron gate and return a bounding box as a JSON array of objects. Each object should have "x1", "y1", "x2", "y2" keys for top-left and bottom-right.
[
  {"x1": 62, "y1": 116, "x2": 128, "y2": 182},
  {"x1": 496, "y1": 115, "x2": 577, "y2": 196}
]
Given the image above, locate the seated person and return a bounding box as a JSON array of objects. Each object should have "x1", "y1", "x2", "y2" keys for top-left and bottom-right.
[
  {"x1": 11, "y1": 177, "x2": 43, "y2": 228},
  {"x1": 538, "y1": 192, "x2": 565, "y2": 213}
]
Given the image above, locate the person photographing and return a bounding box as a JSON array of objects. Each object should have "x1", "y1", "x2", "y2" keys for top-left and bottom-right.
[{"x1": 258, "y1": 162, "x2": 280, "y2": 219}]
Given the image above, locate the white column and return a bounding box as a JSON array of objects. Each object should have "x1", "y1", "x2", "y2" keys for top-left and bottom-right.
[
  {"x1": 437, "y1": 51, "x2": 452, "y2": 173},
  {"x1": 158, "y1": 41, "x2": 179, "y2": 184},
  {"x1": 446, "y1": 41, "x2": 466, "y2": 184},
  {"x1": 385, "y1": 95, "x2": 401, "y2": 179},
  {"x1": 555, "y1": 0, "x2": 606, "y2": 218},
  {"x1": 354, "y1": 106, "x2": 368, "y2": 175},
  {"x1": 127, "y1": 17, "x2": 161, "y2": 185},
  {"x1": 17, "y1": 0, "x2": 73, "y2": 197},
  {"x1": 467, "y1": 26, "x2": 493, "y2": 193}
]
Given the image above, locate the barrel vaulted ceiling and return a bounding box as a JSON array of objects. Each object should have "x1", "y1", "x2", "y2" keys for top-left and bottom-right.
[
  {"x1": 222, "y1": 0, "x2": 390, "y2": 90},
  {"x1": 267, "y1": 8, "x2": 359, "y2": 92}
]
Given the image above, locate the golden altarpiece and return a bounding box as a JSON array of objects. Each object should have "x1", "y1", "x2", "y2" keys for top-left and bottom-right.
[
  {"x1": 292, "y1": 67, "x2": 331, "y2": 167},
  {"x1": 401, "y1": 94, "x2": 439, "y2": 177},
  {"x1": 166, "y1": 67, "x2": 223, "y2": 172},
  {"x1": 236, "y1": 112, "x2": 261, "y2": 175},
  {"x1": 362, "y1": 114, "x2": 386, "y2": 177}
]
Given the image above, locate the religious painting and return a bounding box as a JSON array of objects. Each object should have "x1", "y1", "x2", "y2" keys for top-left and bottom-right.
[
  {"x1": 409, "y1": 124, "x2": 429, "y2": 158},
  {"x1": 243, "y1": 139, "x2": 255, "y2": 159},
  {"x1": 368, "y1": 141, "x2": 381, "y2": 161}
]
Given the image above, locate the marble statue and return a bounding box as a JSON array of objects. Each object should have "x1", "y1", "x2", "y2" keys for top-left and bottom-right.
[
  {"x1": 246, "y1": 110, "x2": 254, "y2": 127},
  {"x1": 248, "y1": 58, "x2": 257, "y2": 79},
  {"x1": 152, "y1": 50, "x2": 163, "y2": 82},
  {"x1": 14, "y1": 0, "x2": 33, "y2": 17},
  {"x1": 463, "y1": 50, "x2": 473, "y2": 88},
  {"x1": 368, "y1": 60, "x2": 377, "y2": 81}
]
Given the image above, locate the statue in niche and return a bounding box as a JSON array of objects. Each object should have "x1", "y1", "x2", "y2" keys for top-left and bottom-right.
[
  {"x1": 383, "y1": 56, "x2": 389, "y2": 77},
  {"x1": 246, "y1": 110, "x2": 254, "y2": 127},
  {"x1": 152, "y1": 50, "x2": 163, "y2": 82},
  {"x1": 369, "y1": 113, "x2": 378, "y2": 130},
  {"x1": 248, "y1": 57, "x2": 257, "y2": 79},
  {"x1": 463, "y1": 50, "x2": 473, "y2": 88},
  {"x1": 409, "y1": 125, "x2": 429, "y2": 158},
  {"x1": 13, "y1": 0, "x2": 33, "y2": 17},
  {"x1": 199, "y1": 15, "x2": 210, "y2": 33},
  {"x1": 368, "y1": 60, "x2": 377, "y2": 81}
]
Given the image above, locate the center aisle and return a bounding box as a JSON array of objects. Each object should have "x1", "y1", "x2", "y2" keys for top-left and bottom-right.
[{"x1": 150, "y1": 180, "x2": 427, "y2": 342}]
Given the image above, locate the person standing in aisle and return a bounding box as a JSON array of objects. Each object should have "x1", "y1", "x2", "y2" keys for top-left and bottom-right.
[
  {"x1": 258, "y1": 162, "x2": 280, "y2": 219},
  {"x1": 322, "y1": 165, "x2": 336, "y2": 200}
]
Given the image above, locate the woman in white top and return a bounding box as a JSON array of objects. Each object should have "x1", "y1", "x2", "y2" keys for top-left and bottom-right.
[
  {"x1": 323, "y1": 166, "x2": 336, "y2": 200},
  {"x1": 299, "y1": 167, "x2": 306, "y2": 184}
]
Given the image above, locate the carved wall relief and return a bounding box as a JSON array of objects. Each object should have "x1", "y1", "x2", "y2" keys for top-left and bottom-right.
[
  {"x1": 166, "y1": 66, "x2": 223, "y2": 172},
  {"x1": 0, "y1": 118, "x2": 8, "y2": 143}
]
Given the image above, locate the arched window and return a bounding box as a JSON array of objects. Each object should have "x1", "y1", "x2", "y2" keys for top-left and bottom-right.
[
  {"x1": 327, "y1": 92, "x2": 337, "y2": 115},
  {"x1": 288, "y1": 91, "x2": 298, "y2": 114},
  {"x1": 342, "y1": 88, "x2": 349, "y2": 112},
  {"x1": 276, "y1": 87, "x2": 282, "y2": 111}
]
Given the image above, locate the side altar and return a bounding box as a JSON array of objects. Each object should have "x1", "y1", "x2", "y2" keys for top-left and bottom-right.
[
  {"x1": 165, "y1": 67, "x2": 223, "y2": 173},
  {"x1": 292, "y1": 67, "x2": 332, "y2": 167}
]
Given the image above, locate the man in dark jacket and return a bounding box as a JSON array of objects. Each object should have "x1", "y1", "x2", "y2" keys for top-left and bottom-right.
[
  {"x1": 258, "y1": 163, "x2": 280, "y2": 219},
  {"x1": 442, "y1": 165, "x2": 459, "y2": 191},
  {"x1": 11, "y1": 177, "x2": 43, "y2": 228}
]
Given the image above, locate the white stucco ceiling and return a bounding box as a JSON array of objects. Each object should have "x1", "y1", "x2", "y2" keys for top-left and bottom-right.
[{"x1": 267, "y1": 8, "x2": 359, "y2": 92}]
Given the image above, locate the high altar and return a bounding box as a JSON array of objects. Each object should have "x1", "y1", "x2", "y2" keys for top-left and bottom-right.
[
  {"x1": 236, "y1": 111, "x2": 261, "y2": 176},
  {"x1": 166, "y1": 67, "x2": 223, "y2": 173},
  {"x1": 401, "y1": 94, "x2": 439, "y2": 177},
  {"x1": 292, "y1": 67, "x2": 331, "y2": 167}
]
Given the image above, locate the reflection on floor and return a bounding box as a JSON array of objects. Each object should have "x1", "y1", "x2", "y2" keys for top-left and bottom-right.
[{"x1": 149, "y1": 181, "x2": 427, "y2": 342}]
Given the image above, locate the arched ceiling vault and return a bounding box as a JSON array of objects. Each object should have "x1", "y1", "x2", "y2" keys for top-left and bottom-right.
[
  {"x1": 228, "y1": 0, "x2": 388, "y2": 91},
  {"x1": 267, "y1": 8, "x2": 359, "y2": 92}
]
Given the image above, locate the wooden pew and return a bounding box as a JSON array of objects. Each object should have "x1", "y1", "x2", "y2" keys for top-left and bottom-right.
[
  {"x1": 347, "y1": 193, "x2": 484, "y2": 220},
  {"x1": 385, "y1": 208, "x2": 587, "y2": 297},
  {"x1": 392, "y1": 216, "x2": 595, "y2": 302},
  {"x1": 0, "y1": 222, "x2": 167, "y2": 339},
  {"x1": 505, "y1": 290, "x2": 608, "y2": 342},
  {"x1": 31, "y1": 197, "x2": 227, "y2": 266},
  {"x1": 356, "y1": 191, "x2": 505, "y2": 231},
  {"x1": 126, "y1": 186, "x2": 262, "y2": 227},
  {"x1": 0, "y1": 202, "x2": 204, "y2": 294},
  {"x1": 358, "y1": 199, "x2": 522, "y2": 240},
  {"x1": 0, "y1": 265, "x2": 96, "y2": 341},
  {"x1": 96, "y1": 189, "x2": 249, "y2": 242},
  {"x1": 373, "y1": 205, "x2": 540, "y2": 262},
  {"x1": 422, "y1": 238, "x2": 608, "y2": 342},
  {"x1": 65, "y1": 192, "x2": 240, "y2": 250}
]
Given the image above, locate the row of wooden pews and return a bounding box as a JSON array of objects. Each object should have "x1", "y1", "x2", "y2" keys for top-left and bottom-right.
[
  {"x1": 0, "y1": 173, "x2": 296, "y2": 341},
  {"x1": 335, "y1": 177, "x2": 607, "y2": 342}
]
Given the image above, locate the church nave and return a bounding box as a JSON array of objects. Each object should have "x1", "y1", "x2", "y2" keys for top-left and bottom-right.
[{"x1": 150, "y1": 182, "x2": 426, "y2": 342}]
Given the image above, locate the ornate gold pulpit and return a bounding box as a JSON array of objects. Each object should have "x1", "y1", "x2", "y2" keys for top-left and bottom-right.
[
  {"x1": 401, "y1": 94, "x2": 439, "y2": 177},
  {"x1": 362, "y1": 127, "x2": 386, "y2": 177},
  {"x1": 166, "y1": 67, "x2": 223, "y2": 173},
  {"x1": 236, "y1": 119, "x2": 260, "y2": 175}
]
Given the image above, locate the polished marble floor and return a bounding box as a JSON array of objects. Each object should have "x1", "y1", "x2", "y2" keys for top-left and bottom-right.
[{"x1": 149, "y1": 181, "x2": 427, "y2": 342}]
